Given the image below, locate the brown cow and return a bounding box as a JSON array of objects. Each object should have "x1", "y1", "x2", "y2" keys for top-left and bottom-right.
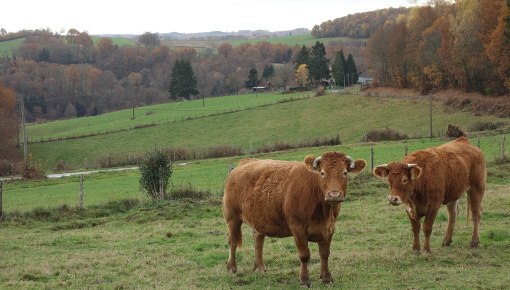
[
  {"x1": 222, "y1": 152, "x2": 366, "y2": 287},
  {"x1": 373, "y1": 137, "x2": 486, "y2": 252}
]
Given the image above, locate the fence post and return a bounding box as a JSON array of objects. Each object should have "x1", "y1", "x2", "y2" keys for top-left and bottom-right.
[
  {"x1": 404, "y1": 145, "x2": 408, "y2": 157},
  {"x1": 79, "y1": 175, "x2": 84, "y2": 209},
  {"x1": 0, "y1": 180, "x2": 3, "y2": 216},
  {"x1": 370, "y1": 148, "x2": 374, "y2": 172},
  {"x1": 228, "y1": 163, "x2": 234, "y2": 174},
  {"x1": 159, "y1": 167, "x2": 164, "y2": 200},
  {"x1": 501, "y1": 135, "x2": 506, "y2": 159},
  {"x1": 477, "y1": 139, "x2": 480, "y2": 149}
]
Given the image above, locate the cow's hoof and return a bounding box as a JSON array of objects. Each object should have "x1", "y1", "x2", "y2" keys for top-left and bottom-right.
[
  {"x1": 227, "y1": 263, "x2": 237, "y2": 273},
  {"x1": 470, "y1": 241, "x2": 479, "y2": 249},
  {"x1": 299, "y1": 276, "x2": 311, "y2": 288},
  {"x1": 320, "y1": 273, "x2": 333, "y2": 284}
]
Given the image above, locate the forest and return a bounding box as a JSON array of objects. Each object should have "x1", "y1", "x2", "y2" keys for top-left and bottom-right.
[{"x1": 0, "y1": 0, "x2": 509, "y2": 124}]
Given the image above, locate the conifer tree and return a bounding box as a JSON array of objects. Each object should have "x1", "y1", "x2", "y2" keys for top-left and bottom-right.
[
  {"x1": 169, "y1": 59, "x2": 199, "y2": 100},
  {"x1": 244, "y1": 68, "x2": 260, "y2": 89},
  {"x1": 346, "y1": 53, "x2": 359, "y2": 86},
  {"x1": 294, "y1": 45, "x2": 310, "y2": 69},
  {"x1": 333, "y1": 50, "x2": 347, "y2": 87},
  {"x1": 309, "y1": 41, "x2": 330, "y2": 83}
]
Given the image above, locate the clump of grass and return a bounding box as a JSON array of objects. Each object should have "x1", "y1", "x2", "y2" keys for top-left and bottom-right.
[
  {"x1": 362, "y1": 127, "x2": 408, "y2": 142},
  {"x1": 167, "y1": 183, "x2": 212, "y2": 200},
  {"x1": 468, "y1": 121, "x2": 506, "y2": 132}
]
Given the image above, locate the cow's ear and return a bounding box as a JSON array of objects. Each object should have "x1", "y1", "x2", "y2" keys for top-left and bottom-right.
[
  {"x1": 349, "y1": 159, "x2": 366, "y2": 174},
  {"x1": 409, "y1": 164, "x2": 422, "y2": 180},
  {"x1": 373, "y1": 164, "x2": 389, "y2": 179},
  {"x1": 304, "y1": 155, "x2": 320, "y2": 172}
]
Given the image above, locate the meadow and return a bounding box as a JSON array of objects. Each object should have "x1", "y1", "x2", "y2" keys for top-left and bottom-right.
[{"x1": 2, "y1": 89, "x2": 510, "y2": 288}]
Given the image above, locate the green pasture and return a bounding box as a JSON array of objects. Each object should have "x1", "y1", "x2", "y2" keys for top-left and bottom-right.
[
  {"x1": 26, "y1": 92, "x2": 508, "y2": 169},
  {"x1": 0, "y1": 38, "x2": 24, "y2": 57},
  {"x1": 1, "y1": 146, "x2": 509, "y2": 288},
  {"x1": 225, "y1": 34, "x2": 358, "y2": 47}
]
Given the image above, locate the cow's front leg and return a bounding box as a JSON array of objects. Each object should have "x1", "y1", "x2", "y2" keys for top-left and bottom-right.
[
  {"x1": 422, "y1": 209, "x2": 439, "y2": 253},
  {"x1": 253, "y1": 231, "x2": 266, "y2": 272},
  {"x1": 408, "y1": 215, "x2": 421, "y2": 252},
  {"x1": 318, "y1": 237, "x2": 333, "y2": 284},
  {"x1": 293, "y1": 232, "x2": 311, "y2": 287}
]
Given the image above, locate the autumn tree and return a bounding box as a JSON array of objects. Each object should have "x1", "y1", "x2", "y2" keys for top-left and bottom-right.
[
  {"x1": 138, "y1": 32, "x2": 160, "y2": 48},
  {"x1": 295, "y1": 64, "x2": 310, "y2": 87},
  {"x1": 169, "y1": 59, "x2": 199, "y2": 100},
  {"x1": 485, "y1": 0, "x2": 510, "y2": 93},
  {"x1": 0, "y1": 81, "x2": 18, "y2": 161}
]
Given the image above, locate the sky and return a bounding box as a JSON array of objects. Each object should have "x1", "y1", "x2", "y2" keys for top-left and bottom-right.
[{"x1": 5, "y1": 0, "x2": 416, "y2": 35}]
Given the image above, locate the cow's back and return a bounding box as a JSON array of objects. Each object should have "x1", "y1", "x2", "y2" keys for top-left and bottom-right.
[{"x1": 404, "y1": 137, "x2": 485, "y2": 203}]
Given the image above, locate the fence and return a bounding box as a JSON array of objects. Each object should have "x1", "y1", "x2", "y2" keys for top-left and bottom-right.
[{"x1": 0, "y1": 136, "x2": 507, "y2": 215}]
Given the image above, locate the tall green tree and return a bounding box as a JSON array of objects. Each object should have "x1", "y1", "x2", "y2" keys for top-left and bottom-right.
[
  {"x1": 169, "y1": 59, "x2": 199, "y2": 100},
  {"x1": 262, "y1": 65, "x2": 275, "y2": 80},
  {"x1": 332, "y1": 50, "x2": 347, "y2": 87},
  {"x1": 346, "y1": 53, "x2": 358, "y2": 86},
  {"x1": 244, "y1": 68, "x2": 260, "y2": 89},
  {"x1": 294, "y1": 45, "x2": 310, "y2": 69},
  {"x1": 309, "y1": 41, "x2": 330, "y2": 83}
]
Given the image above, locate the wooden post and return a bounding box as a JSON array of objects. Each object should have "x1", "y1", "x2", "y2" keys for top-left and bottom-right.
[
  {"x1": 228, "y1": 163, "x2": 234, "y2": 174},
  {"x1": 159, "y1": 167, "x2": 164, "y2": 200},
  {"x1": 0, "y1": 180, "x2": 3, "y2": 216},
  {"x1": 370, "y1": 148, "x2": 374, "y2": 172},
  {"x1": 477, "y1": 139, "x2": 480, "y2": 149},
  {"x1": 79, "y1": 175, "x2": 84, "y2": 209},
  {"x1": 404, "y1": 145, "x2": 408, "y2": 157},
  {"x1": 501, "y1": 135, "x2": 506, "y2": 159}
]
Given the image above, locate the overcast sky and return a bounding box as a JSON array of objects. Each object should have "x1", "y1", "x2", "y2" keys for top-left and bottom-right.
[{"x1": 5, "y1": 0, "x2": 416, "y2": 35}]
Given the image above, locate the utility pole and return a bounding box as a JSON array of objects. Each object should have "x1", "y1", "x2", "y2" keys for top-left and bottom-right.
[{"x1": 21, "y1": 98, "x2": 28, "y2": 161}]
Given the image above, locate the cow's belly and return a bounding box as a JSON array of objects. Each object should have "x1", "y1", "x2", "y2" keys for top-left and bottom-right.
[{"x1": 243, "y1": 217, "x2": 293, "y2": 238}]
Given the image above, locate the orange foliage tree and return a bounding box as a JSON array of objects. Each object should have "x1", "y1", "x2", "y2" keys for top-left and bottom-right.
[{"x1": 0, "y1": 81, "x2": 18, "y2": 161}]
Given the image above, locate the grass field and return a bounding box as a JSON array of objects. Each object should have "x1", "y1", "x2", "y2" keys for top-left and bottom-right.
[
  {"x1": 26, "y1": 91, "x2": 508, "y2": 170},
  {"x1": 1, "y1": 145, "x2": 509, "y2": 288},
  {"x1": 3, "y1": 87, "x2": 510, "y2": 287}
]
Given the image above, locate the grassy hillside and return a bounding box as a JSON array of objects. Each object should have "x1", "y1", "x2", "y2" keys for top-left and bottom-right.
[
  {"x1": 26, "y1": 92, "x2": 508, "y2": 169},
  {"x1": 0, "y1": 38, "x2": 24, "y2": 57}
]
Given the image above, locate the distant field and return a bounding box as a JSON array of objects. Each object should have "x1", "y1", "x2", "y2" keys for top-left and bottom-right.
[
  {"x1": 0, "y1": 38, "x2": 24, "y2": 57},
  {"x1": 161, "y1": 34, "x2": 360, "y2": 49}
]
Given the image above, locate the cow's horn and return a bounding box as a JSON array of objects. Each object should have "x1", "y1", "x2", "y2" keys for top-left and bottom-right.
[
  {"x1": 346, "y1": 156, "x2": 355, "y2": 169},
  {"x1": 313, "y1": 156, "x2": 322, "y2": 168},
  {"x1": 375, "y1": 164, "x2": 388, "y2": 168},
  {"x1": 407, "y1": 163, "x2": 417, "y2": 168}
]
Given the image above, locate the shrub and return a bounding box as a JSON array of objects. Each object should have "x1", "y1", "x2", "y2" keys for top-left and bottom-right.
[
  {"x1": 468, "y1": 121, "x2": 506, "y2": 132},
  {"x1": 138, "y1": 148, "x2": 173, "y2": 200},
  {"x1": 20, "y1": 154, "x2": 47, "y2": 180},
  {"x1": 167, "y1": 183, "x2": 211, "y2": 200},
  {"x1": 363, "y1": 128, "x2": 408, "y2": 142}
]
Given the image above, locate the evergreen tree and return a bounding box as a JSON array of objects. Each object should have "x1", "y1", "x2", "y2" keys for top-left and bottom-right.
[
  {"x1": 294, "y1": 45, "x2": 310, "y2": 69},
  {"x1": 244, "y1": 68, "x2": 260, "y2": 89},
  {"x1": 169, "y1": 59, "x2": 199, "y2": 100},
  {"x1": 333, "y1": 50, "x2": 347, "y2": 87},
  {"x1": 309, "y1": 41, "x2": 330, "y2": 83},
  {"x1": 262, "y1": 65, "x2": 275, "y2": 80},
  {"x1": 346, "y1": 53, "x2": 358, "y2": 86}
]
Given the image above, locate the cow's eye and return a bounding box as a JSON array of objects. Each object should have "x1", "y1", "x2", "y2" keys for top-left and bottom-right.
[
  {"x1": 342, "y1": 170, "x2": 348, "y2": 178},
  {"x1": 320, "y1": 171, "x2": 326, "y2": 178},
  {"x1": 402, "y1": 177, "x2": 408, "y2": 184}
]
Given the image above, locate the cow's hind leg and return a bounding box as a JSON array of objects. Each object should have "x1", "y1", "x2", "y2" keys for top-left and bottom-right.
[
  {"x1": 226, "y1": 218, "x2": 243, "y2": 273},
  {"x1": 442, "y1": 200, "x2": 459, "y2": 247},
  {"x1": 318, "y1": 236, "x2": 333, "y2": 284},
  {"x1": 467, "y1": 186, "x2": 484, "y2": 248},
  {"x1": 253, "y1": 231, "x2": 266, "y2": 272}
]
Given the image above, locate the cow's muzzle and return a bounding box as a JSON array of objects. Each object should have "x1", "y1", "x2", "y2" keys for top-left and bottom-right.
[
  {"x1": 325, "y1": 191, "x2": 345, "y2": 204},
  {"x1": 387, "y1": 195, "x2": 403, "y2": 206}
]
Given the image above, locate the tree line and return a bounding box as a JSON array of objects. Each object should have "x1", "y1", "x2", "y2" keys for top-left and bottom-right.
[{"x1": 366, "y1": 0, "x2": 510, "y2": 95}]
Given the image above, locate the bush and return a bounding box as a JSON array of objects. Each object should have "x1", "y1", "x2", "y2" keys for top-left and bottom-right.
[
  {"x1": 363, "y1": 128, "x2": 408, "y2": 142},
  {"x1": 468, "y1": 121, "x2": 506, "y2": 132},
  {"x1": 167, "y1": 183, "x2": 211, "y2": 200},
  {"x1": 20, "y1": 154, "x2": 47, "y2": 180},
  {"x1": 138, "y1": 149, "x2": 173, "y2": 200}
]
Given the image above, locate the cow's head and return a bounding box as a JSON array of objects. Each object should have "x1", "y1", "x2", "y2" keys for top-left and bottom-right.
[
  {"x1": 305, "y1": 152, "x2": 366, "y2": 205},
  {"x1": 373, "y1": 162, "x2": 423, "y2": 206}
]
